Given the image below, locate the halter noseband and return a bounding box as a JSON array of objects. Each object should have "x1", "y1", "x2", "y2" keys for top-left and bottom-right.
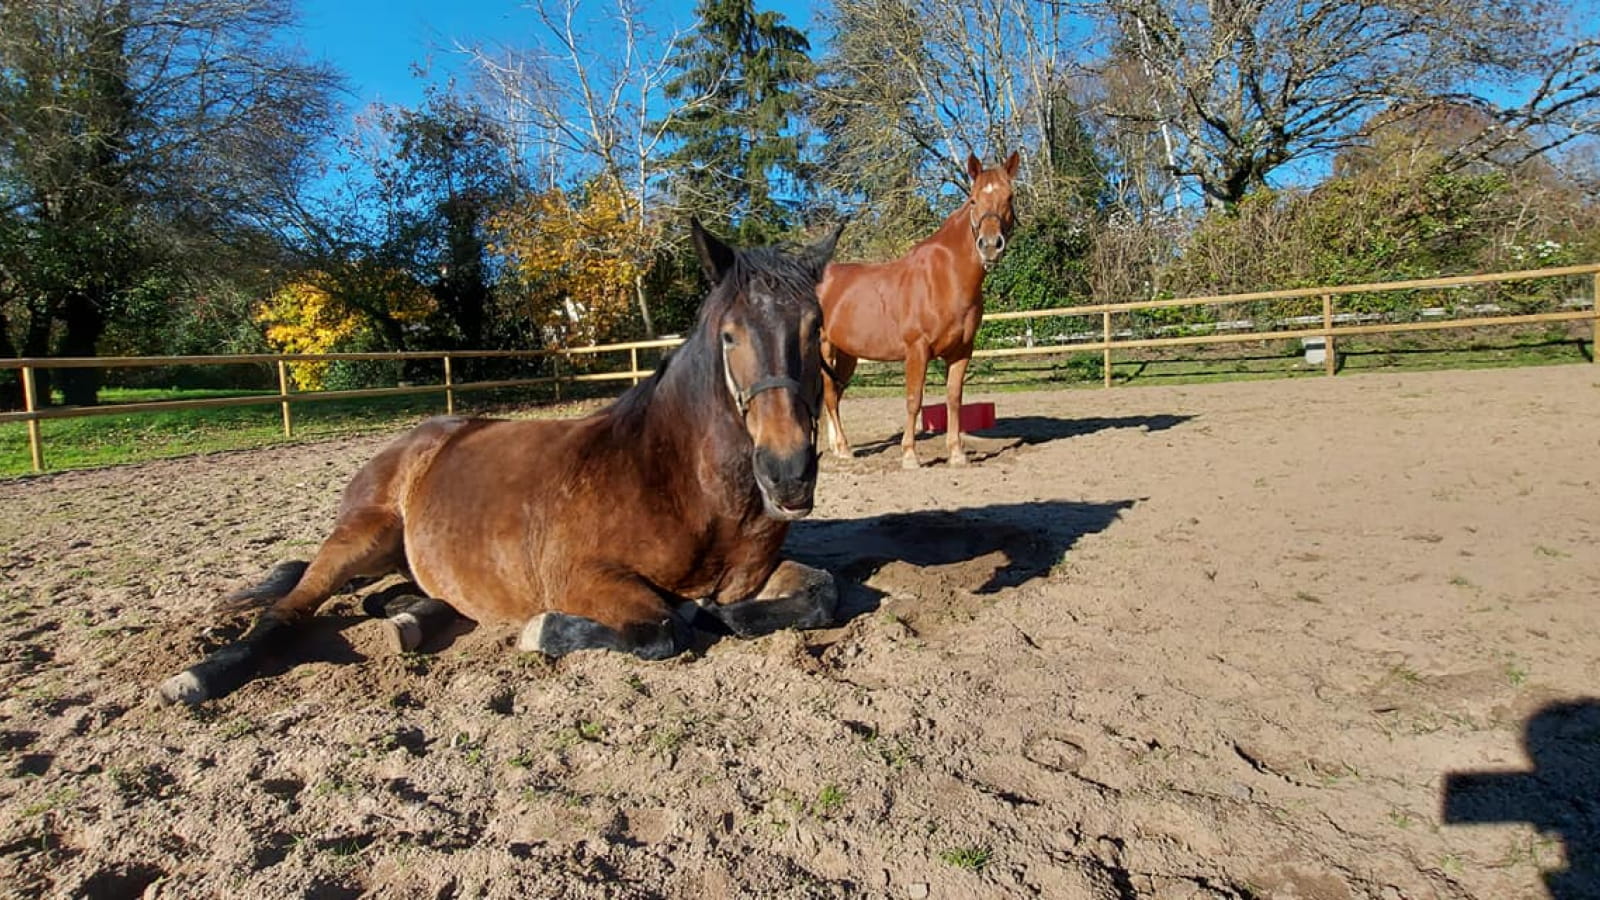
[
  {"x1": 969, "y1": 208, "x2": 1004, "y2": 239},
  {"x1": 723, "y1": 341, "x2": 817, "y2": 420}
]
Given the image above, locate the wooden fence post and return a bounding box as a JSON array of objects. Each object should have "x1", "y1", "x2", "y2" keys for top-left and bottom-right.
[
  {"x1": 22, "y1": 365, "x2": 43, "y2": 473},
  {"x1": 553, "y1": 356, "x2": 562, "y2": 401},
  {"x1": 1323, "y1": 293, "x2": 1337, "y2": 376},
  {"x1": 1102, "y1": 311, "x2": 1112, "y2": 387},
  {"x1": 443, "y1": 354, "x2": 455, "y2": 415},
  {"x1": 1593, "y1": 272, "x2": 1599, "y2": 363},
  {"x1": 277, "y1": 360, "x2": 292, "y2": 437},
  {"x1": 631, "y1": 347, "x2": 641, "y2": 385}
]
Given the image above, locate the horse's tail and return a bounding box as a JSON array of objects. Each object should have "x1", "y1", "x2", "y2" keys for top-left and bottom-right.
[{"x1": 211, "y1": 560, "x2": 310, "y2": 613}]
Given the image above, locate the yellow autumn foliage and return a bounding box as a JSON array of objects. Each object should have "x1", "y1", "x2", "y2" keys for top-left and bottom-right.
[
  {"x1": 256, "y1": 272, "x2": 434, "y2": 390},
  {"x1": 490, "y1": 177, "x2": 651, "y2": 346}
]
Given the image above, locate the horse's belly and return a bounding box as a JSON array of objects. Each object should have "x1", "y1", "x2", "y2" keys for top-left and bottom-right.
[
  {"x1": 402, "y1": 502, "x2": 544, "y2": 625},
  {"x1": 398, "y1": 423, "x2": 559, "y2": 624}
]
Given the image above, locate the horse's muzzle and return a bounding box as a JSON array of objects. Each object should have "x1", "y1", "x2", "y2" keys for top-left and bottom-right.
[
  {"x1": 978, "y1": 234, "x2": 1007, "y2": 271},
  {"x1": 753, "y1": 446, "x2": 817, "y2": 520}
]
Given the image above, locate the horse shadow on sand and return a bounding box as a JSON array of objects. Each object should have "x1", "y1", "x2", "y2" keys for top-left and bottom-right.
[
  {"x1": 845, "y1": 413, "x2": 1193, "y2": 466},
  {"x1": 1443, "y1": 699, "x2": 1600, "y2": 899},
  {"x1": 782, "y1": 498, "x2": 1135, "y2": 625}
]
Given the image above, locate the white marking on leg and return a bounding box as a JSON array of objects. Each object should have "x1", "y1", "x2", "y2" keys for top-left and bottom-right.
[
  {"x1": 517, "y1": 614, "x2": 551, "y2": 653},
  {"x1": 387, "y1": 612, "x2": 423, "y2": 653}
]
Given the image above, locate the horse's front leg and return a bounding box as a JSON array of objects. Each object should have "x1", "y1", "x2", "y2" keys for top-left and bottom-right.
[
  {"x1": 518, "y1": 576, "x2": 689, "y2": 660},
  {"x1": 704, "y1": 560, "x2": 838, "y2": 637},
  {"x1": 900, "y1": 344, "x2": 931, "y2": 469},
  {"x1": 945, "y1": 354, "x2": 971, "y2": 466}
]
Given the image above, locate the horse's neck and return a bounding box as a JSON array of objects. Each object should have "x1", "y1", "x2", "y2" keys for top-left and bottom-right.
[
  {"x1": 639, "y1": 338, "x2": 759, "y2": 508},
  {"x1": 920, "y1": 208, "x2": 985, "y2": 292}
]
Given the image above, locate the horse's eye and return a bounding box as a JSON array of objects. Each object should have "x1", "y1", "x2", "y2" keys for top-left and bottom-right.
[{"x1": 721, "y1": 332, "x2": 736, "y2": 347}]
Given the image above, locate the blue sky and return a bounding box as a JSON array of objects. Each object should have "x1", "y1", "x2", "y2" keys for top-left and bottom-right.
[{"x1": 296, "y1": 0, "x2": 817, "y2": 115}]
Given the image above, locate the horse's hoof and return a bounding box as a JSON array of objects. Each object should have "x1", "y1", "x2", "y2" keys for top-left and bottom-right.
[
  {"x1": 948, "y1": 452, "x2": 969, "y2": 467},
  {"x1": 383, "y1": 612, "x2": 423, "y2": 653},
  {"x1": 155, "y1": 670, "x2": 207, "y2": 706},
  {"x1": 900, "y1": 454, "x2": 921, "y2": 470},
  {"x1": 517, "y1": 614, "x2": 552, "y2": 654}
]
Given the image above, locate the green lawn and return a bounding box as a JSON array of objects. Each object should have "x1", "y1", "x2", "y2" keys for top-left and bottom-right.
[{"x1": 0, "y1": 384, "x2": 606, "y2": 479}]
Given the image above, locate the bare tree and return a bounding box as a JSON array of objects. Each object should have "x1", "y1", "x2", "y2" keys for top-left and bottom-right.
[
  {"x1": 1097, "y1": 0, "x2": 1600, "y2": 207},
  {"x1": 814, "y1": 0, "x2": 1043, "y2": 193},
  {"x1": 457, "y1": 0, "x2": 719, "y2": 335},
  {"x1": 811, "y1": 0, "x2": 1119, "y2": 258}
]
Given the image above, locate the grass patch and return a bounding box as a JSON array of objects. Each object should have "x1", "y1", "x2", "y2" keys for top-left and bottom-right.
[
  {"x1": 812, "y1": 784, "x2": 848, "y2": 816},
  {"x1": 1387, "y1": 664, "x2": 1424, "y2": 685},
  {"x1": 938, "y1": 845, "x2": 993, "y2": 872}
]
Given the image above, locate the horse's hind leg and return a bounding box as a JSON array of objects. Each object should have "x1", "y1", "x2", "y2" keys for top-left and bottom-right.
[
  {"x1": 157, "y1": 508, "x2": 406, "y2": 705},
  {"x1": 706, "y1": 560, "x2": 837, "y2": 637},
  {"x1": 821, "y1": 347, "x2": 858, "y2": 459},
  {"x1": 212, "y1": 560, "x2": 310, "y2": 612}
]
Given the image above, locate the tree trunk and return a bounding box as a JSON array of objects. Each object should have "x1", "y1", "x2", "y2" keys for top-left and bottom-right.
[
  {"x1": 635, "y1": 273, "x2": 656, "y2": 339},
  {"x1": 0, "y1": 307, "x2": 19, "y2": 411},
  {"x1": 21, "y1": 297, "x2": 55, "y2": 406},
  {"x1": 56, "y1": 290, "x2": 106, "y2": 406}
]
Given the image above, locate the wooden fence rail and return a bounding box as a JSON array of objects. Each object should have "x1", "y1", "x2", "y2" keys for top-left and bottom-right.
[{"x1": 3, "y1": 264, "x2": 1597, "y2": 473}]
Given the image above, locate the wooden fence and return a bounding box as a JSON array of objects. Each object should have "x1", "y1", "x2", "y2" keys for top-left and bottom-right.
[{"x1": 3, "y1": 262, "x2": 1597, "y2": 473}]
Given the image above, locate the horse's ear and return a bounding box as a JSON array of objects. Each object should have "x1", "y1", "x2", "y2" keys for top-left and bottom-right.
[
  {"x1": 966, "y1": 153, "x2": 983, "y2": 181},
  {"x1": 691, "y1": 218, "x2": 736, "y2": 284},
  {"x1": 804, "y1": 222, "x2": 845, "y2": 281},
  {"x1": 1003, "y1": 150, "x2": 1020, "y2": 177}
]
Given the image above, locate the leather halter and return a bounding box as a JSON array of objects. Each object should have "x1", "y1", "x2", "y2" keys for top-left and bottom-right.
[
  {"x1": 969, "y1": 208, "x2": 1004, "y2": 240},
  {"x1": 723, "y1": 341, "x2": 817, "y2": 420},
  {"x1": 735, "y1": 374, "x2": 809, "y2": 416}
]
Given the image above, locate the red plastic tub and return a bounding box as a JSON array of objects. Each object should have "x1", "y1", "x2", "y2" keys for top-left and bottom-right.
[{"x1": 920, "y1": 401, "x2": 995, "y2": 434}]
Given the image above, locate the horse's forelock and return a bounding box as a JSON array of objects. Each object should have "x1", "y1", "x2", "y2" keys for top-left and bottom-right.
[{"x1": 701, "y1": 246, "x2": 822, "y2": 324}]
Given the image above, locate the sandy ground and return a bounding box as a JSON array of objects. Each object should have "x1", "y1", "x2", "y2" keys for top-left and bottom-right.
[{"x1": 1, "y1": 365, "x2": 1598, "y2": 900}]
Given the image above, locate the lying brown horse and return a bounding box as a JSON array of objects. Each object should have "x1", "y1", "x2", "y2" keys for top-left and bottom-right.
[
  {"x1": 819, "y1": 151, "x2": 1019, "y2": 468},
  {"x1": 159, "y1": 221, "x2": 843, "y2": 705}
]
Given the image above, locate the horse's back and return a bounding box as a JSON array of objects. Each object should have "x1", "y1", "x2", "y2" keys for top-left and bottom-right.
[
  {"x1": 820, "y1": 259, "x2": 916, "y2": 360},
  {"x1": 338, "y1": 415, "x2": 488, "y2": 516},
  {"x1": 820, "y1": 244, "x2": 971, "y2": 360}
]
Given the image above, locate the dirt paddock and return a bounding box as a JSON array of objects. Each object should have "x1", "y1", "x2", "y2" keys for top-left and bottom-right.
[{"x1": 2, "y1": 365, "x2": 1598, "y2": 899}]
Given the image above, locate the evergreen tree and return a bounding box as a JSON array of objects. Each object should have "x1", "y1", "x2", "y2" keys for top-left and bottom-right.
[{"x1": 660, "y1": 0, "x2": 814, "y2": 243}]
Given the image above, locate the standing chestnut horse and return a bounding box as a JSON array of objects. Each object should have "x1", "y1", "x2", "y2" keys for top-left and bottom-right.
[
  {"x1": 819, "y1": 151, "x2": 1018, "y2": 468},
  {"x1": 159, "y1": 221, "x2": 843, "y2": 705}
]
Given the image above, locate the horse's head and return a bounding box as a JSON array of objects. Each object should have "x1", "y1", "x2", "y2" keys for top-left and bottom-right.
[
  {"x1": 692, "y1": 219, "x2": 843, "y2": 520},
  {"x1": 966, "y1": 150, "x2": 1020, "y2": 271}
]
